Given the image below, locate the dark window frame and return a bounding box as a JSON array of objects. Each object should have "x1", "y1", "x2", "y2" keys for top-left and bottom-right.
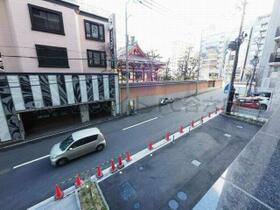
[
  {"x1": 87, "y1": 50, "x2": 107, "y2": 68},
  {"x1": 84, "y1": 19, "x2": 105, "y2": 42},
  {"x1": 28, "y1": 4, "x2": 65, "y2": 35},
  {"x1": 35, "y1": 44, "x2": 69, "y2": 68}
]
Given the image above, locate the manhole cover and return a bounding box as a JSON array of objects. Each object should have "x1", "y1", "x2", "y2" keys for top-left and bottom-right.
[
  {"x1": 133, "y1": 202, "x2": 141, "y2": 209},
  {"x1": 177, "y1": 191, "x2": 187, "y2": 201},
  {"x1": 119, "y1": 181, "x2": 137, "y2": 201},
  {"x1": 168, "y1": 200, "x2": 179, "y2": 210}
]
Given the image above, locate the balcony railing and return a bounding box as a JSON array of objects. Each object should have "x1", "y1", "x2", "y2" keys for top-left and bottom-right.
[
  {"x1": 275, "y1": 26, "x2": 280, "y2": 38},
  {"x1": 269, "y1": 53, "x2": 280, "y2": 63}
]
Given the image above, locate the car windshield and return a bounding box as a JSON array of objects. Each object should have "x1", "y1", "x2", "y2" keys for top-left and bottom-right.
[{"x1": 59, "y1": 135, "x2": 74, "y2": 151}]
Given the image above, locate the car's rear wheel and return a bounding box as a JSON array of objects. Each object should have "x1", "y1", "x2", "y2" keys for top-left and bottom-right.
[
  {"x1": 56, "y1": 158, "x2": 68, "y2": 166},
  {"x1": 96, "y1": 144, "x2": 105, "y2": 152}
]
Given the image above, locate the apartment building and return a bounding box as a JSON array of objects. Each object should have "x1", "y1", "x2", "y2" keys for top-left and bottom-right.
[
  {"x1": 0, "y1": 0, "x2": 120, "y2": 143},
  {"x1": 199, "y1": 32, "x2": 227, "y2": 80},
  {"x1": 241, "y1": 15, "x2": 270, "y2": 83},
  {"x1": 0, "y1": 0, "x2": 117, "y2": 73},
  {"x1": 258, "y1": 0, "x2": 280, "y2": 91}
]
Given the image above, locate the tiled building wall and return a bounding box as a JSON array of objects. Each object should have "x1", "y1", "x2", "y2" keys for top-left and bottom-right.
[{"x1": 0, "y1": 73, "x2": 119, "y2": 142}]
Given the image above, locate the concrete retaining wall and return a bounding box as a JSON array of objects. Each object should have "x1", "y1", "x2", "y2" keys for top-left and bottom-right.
[{"x1": 120, "y1": 80, "x2": 222, "y2": 113}]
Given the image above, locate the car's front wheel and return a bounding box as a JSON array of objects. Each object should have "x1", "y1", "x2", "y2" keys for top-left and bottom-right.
[
  {"x1": 56, "y1": 158, "x2": 68, "y2": 166},
  {"x1": 96, "y1": 144, "x2": 105, "y2": 152}
]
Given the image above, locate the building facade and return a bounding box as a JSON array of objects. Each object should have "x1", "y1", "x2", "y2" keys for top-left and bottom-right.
[
  {"x1": 0, "y1": 0, "x2": 117, "y2": 73},
  {"x1": 0, "y1": 72, "x2": 120, "y2": 143},
  {"x1": 0, "y1": 0, "x2": 120, "y2": 144},
  {"x1": 199, "y1": 32, "x2": 228, "y2": 80},
  {"x1": 258, "y1": 0, "x2": 280, "y2": 91},
  {"x1": 241, "y1": 15, "x2": 270, "y2": 84}
]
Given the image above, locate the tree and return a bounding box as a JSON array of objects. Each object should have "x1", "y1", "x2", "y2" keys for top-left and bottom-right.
[
  {"x1": 160, "y1": 58, "x2": 172, "y2": 80},
  {"x1": 176, "y1": 47, "x2": 199, "y2": 80}
]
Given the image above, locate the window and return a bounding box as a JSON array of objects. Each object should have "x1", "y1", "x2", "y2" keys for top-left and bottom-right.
[
  {"x1": 87, "y1": 50, "x2": 107, "y2": 67},
  {"x1": 36, "y1": 45, "x2": 69, "y2": 68},
  {"x1": 84, "y1": 20, "x2": 105, "y2": 41},
  {"x1": 81, "y1": 135, "x2": 98, "y2": 144},
  {"x1": 69, "y1": 135, "x2": 98, "y2": 149},
  {"x1": 28, "y1": 4, "x2": 65, "y2": 35}
]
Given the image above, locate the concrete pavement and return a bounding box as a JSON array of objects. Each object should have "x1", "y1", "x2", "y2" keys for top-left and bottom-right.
[
  {"x1": 99, "y1": 115, "x2": 261, "y2": 210},
  {"x1": 0, "y1": 89, "x2": 225, "y2": 210}
]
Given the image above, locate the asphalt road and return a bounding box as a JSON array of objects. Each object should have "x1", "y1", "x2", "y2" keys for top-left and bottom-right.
[{"x1": 0, "y1": 89, "x2": 226, "y2": 210}]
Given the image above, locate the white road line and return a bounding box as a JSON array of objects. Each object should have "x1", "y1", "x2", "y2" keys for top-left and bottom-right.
[
  {"x1": 122, "y1": 117, "x2": 158, "y2": 131},
  {"x1": 13, "y1": 155, "x2": 50, "y2": 169}
]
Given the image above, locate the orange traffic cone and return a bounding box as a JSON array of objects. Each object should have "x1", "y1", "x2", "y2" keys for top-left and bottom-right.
[
  {"x1": 166, "y1": 132, "x2": 170, "y2": 141},
  {"x1": 110, "y1": 159, "x2": 117, "y2": 173},
  {"x1": 179, "y1": 125, "x2": 184, "y2": 133},
  {"x1": 96, "y1": 166, "x2": 103, "y2": 178},
  {"x1": 148, "y1": 142, "x2": 153, "y2": 150},
  {"x1": 201, "y1": 116, "x2": 204, "y2": 123},
  {"x1": 191, "y1": 120, "x2": 195, "y2": 128},
  {"x1": 125, "y1": 151, "x2": 132, "y2": 162},
  {"x1": 117, "y1": 155, "x2": 124, "y2": 169},
  {"x1": 54, "y1": 184, "x2": 64, "y2": 200},
  {"x1": 208, "y1": 112, "x2": 211, "y2": 117},
  {"x1": 75, "y1": 175, "x2": 82, "y2": 188}
]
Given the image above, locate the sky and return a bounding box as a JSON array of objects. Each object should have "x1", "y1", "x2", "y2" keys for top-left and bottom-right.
[{"x1": 79, "y1": 0, "x2": 275, "y2": 60}]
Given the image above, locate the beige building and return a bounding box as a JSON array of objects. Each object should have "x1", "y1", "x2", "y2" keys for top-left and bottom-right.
[{"x1": 0, "y1": 0, "x2": 117, "y2": 73}]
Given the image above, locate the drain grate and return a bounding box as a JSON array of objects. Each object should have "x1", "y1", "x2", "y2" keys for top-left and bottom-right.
[{"x1": 177, "y1": 191, "x2": 188, "y2": 201}]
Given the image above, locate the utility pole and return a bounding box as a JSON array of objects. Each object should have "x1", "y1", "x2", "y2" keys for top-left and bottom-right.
[
  {"x1": 225, "y1": 0, "x2": 248, "y2": 114},
  {"x1": 240, "y1": 26, "x2": 253, "y2": 81},
  {"x1": 125, "y1": 0, "x2": 130, "y2": 115}
]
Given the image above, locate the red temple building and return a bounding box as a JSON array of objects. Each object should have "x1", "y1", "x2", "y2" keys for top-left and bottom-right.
[{"x1": 117, "y1": 43, "x2": 165, "y2": 83}]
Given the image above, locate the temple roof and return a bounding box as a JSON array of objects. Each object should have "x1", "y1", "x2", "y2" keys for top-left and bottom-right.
[{"x1": 118, "y1": 43, "x2": 164, "y2": 65}]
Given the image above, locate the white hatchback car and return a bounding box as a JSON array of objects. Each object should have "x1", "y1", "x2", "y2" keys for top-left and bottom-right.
[{"x1": 50, "y1": 127, "x2": 106, "y2": 166}]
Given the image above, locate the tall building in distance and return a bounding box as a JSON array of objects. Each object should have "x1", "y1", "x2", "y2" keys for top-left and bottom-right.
[
  {"x1": 258, "y1": 0, "x2": 280, "y2": 91},
  {"x1": 199, "y1": 14, "x2": 270, "y2": 84},
  {"x1": 242, "y1": 14, "x2": 270, "y2": 84},
  {"x1": 199, "y1": 32, "x2": 228, "y2": 80}
]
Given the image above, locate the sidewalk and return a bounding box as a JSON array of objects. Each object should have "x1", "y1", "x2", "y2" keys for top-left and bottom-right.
[{"x1": 98, "y1": 115, "x2": 260, "y2": 210}]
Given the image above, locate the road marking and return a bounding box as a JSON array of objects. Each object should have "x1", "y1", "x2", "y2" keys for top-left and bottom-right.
[
  {"x1": 122, "y1": 117, "x2": 158, "y2": 131},
  {"x1": 13, "y1": 155, "x2": 50, "y2": 169}
]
